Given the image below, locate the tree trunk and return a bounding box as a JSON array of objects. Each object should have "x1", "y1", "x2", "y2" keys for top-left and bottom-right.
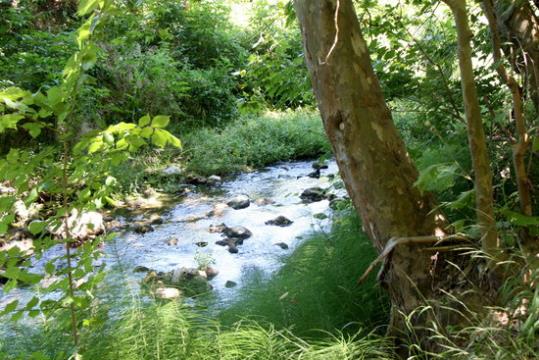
[
  {"x1": 444, "y1": 0, "x2": 499, "y2": 254},
  {"x1": 483, "y1": 0, "x2": 538, "y2": 257},
  {"x1": 494, "y1": 0, "x2": 539, "y2": 113},
  {"x1": 293, "y1": 0, "x2": 444, "y2": 323}
]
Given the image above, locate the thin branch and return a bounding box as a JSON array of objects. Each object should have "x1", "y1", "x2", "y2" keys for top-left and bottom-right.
[
  {"x1": 320, "y1": 0, "x2": 340, "y2": 65},
  {"x1": 357, "y1": 234, "x2": 470, "y2": 284}
]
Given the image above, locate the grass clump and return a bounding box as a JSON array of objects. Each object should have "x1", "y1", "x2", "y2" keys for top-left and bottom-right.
[
  {"x1": 182, "y1": 110, "x2": 331, "y2": 176},
  {"x1": 219, "y1": 209, "x2": 389, "y2": 336},
  {"x1": 1, "y1": 301, "x2": 395, "y2": 360}
]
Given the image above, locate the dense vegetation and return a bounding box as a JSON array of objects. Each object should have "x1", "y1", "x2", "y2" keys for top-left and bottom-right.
[{"x1": 0, "y1": 0, "x2": 538, "y2": 359}]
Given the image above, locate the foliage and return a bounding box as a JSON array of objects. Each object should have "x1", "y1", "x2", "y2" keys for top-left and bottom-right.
[
  {"x1": 220, "y1": 209, "x2": 389, "y2": 336},
  {"x1": 237, "y1": 0, "x2": 315, "y2": 111},
  {"x1": 0, "y1": 2, "x2": 181, "y2": 358},
  {"x1": 182, "y1": 110, "x2": 331, "y2": 176},
  {"x1": 1, "y1": 300, "x2": 395, "y2": 360}
]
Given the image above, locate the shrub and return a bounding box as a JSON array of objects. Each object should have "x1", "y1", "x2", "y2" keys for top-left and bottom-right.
[{"x1": 182, "y1": 110, "x2": 331, "y2": 176}]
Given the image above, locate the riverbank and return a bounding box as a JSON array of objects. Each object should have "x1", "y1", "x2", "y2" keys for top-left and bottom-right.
[
  {"x1": 0, "y1": 161, "x2": 391, "y2": 359},
  {"x1": 110, "y1": 110, "x2": 331, "y2": 203}
]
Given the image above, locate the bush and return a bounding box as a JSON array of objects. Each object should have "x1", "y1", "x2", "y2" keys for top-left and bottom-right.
[
  {"x1": 238, "y1": 0, "x2": 315, "y2": 110},
  {"x1": 182, "y1": 110, "x2": 332, "y2": 176}
]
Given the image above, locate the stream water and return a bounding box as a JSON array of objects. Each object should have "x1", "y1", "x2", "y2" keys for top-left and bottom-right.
[{"x1": 0, "y1": 160, "x2": 344, "y2": 311}]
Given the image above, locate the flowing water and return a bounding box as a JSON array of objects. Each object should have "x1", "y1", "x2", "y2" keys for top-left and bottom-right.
[{"x1": 0, "y1": 160, "x2": 344, "y2": 311}]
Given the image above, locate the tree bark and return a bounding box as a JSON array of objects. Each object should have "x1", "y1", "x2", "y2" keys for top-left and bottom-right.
[
  {"x1": 494, "y1": 0, "x2": 539, "y2": 113},
  {"x1": 483, "y1": 0, "x2": 537, "y2": 256},
  {"x1": 444, "y1": 0, "x2": 499, "y2": 253},
  {"x1": 293, "y1": 0, "x2": 444, "y2": 322}
]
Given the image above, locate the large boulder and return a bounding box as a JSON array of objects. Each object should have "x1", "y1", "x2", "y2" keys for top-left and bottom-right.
[
  {"x1": 49, "y1": 209, "x2": 105, "y2": 241},
  {"x1": 207, "y1": 175, "x2": 222, "y2": 185},
  {"x1": 155, "y1": 287, "x2": 182, "y2": 300},
  {"x1": 223, "y1": 226, "x2": 252, "y2": 240},
  {"x1": 307, "y1": 168, "x2": 321, "y2": 179},
  {"x1": 207, "y1": 203, "x2": 228, "y2": 217},
  {"x1": 185, "y1": 174, "x2": 208, "y2": 185},
  {"x1": 254, "y1": 198, "x2": 275, "y2": 206},
  {"x1": 134, "y1": 222, "x2": 154, "y2": 234},
  {"x1": 312, "y1": 161, "x2": 329, "y2": 170},
  {"x1": 204, "y1": 266, "x2": 219, "y2": 280},
  {"x1": 215, "y1": 238, "x2": 240, "y2": 254},
  {"x1": 0, "y1": 183, "x2": 15, "y2": 195},
  {"x1": 300, "y1": 187, "x2": 327, "y2": 203},
  {"x1": 162, "y1": 165, "x2": 183, "y2": 176},
  {"x1": 227, "y1": 195, "x2": 250, "y2": 210},
  {"x1": 209, "y1": 223, "x2": 227, "y2": 233},
  {"x1": 144, "y1": 267, "x2": 211, "y2": 297},
  {"x1": 265, "y1": 216, "x2": 293, "y2": 227}
]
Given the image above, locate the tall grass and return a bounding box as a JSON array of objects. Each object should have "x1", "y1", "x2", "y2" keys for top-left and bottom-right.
[
  {"x1": 0, "y1": 209, "x2": 394, "y2": 360},
  {"x1": 80, "y1": 301, "x2": 395, "y2": 360},
  {"x1": 0, "y1": 299, "x2": 395, "y2": 360},
  {"x1": 181, "y1": 110, "x2": 332, "y2": 176},
  {"x1": 219, "y1": 209, "x2": 389, "y2": 336}
]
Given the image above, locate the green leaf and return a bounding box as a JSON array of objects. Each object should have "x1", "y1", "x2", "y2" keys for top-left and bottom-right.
[
  {"x1": 2, "y1": 299, "x2": 18, "y2": 315},
  {"x1": 77, "y1": 23, "x2": 91, "y2": 49},
  {"x1": 168, "y1": 134, "x2": 181, "y2": 148},
  {"x1": 140, "y1": 127, "x2": 154, "y2": 139},
  {"x1": 105, "y1": 176, "x2": 117, "y2": 187},
  {"x1": 11, "y1": 311, "x2": 23, "y2": 321},
  {"x1": 125, "y1": 134, "x2": 146, "y2": 149},
  {"x1": 0, "y1": 196, "x2": 16, "y2": 212},
  {"x1": 46, "y1": 87, "x2": 63, "y2": 107},
  {"x1": 151, "y1": 129, "x2": 168, "y2": 148},
  {"x1": 88, "y1": 140, "x2": 104, "y2": 154},
  {"x1": 0, "y1": 114, "x2": 24, "y2": 133},
  {"x1": 28, "y1": 221, "x2": 46, "y2": 235},
  {"x1": 22, "y1": 123, "x2": 44, "y2": 138},
  {"x1": 414, "y1": 163, "x2": 459, "y2": 193},
  {"x1": 80, "y1": 44, "x2": 98, "y2": 70},
  {"x1": 103, "y1": 132, "x2": 114, "y2": 145},
  {"x1": 533, "y1": 136, "x2": 539, "y2": 152},
  {"x1": 78, "y1": 0, "x2": 99, "y2": 16},
  {"x1": 139, "y1": 114, "x2": 151, "y2": 127},
  {"x1": 44, "y1": 261, "x2": 55, "y2": 275},
  {"x1": 0, "y1": 87, "x2": 29, "y2": 102},
  {"x1": 501, "y1": 209, "x2": 539, "y2": 227},
  {"x1": 151, "y1": 115, "x2": 170, "y2": 128},
  {"x1": 26, "y1": 296, "x2": 39, "y2": 310},
  {"x1": 3, "y1": 279, "x2": 17, "y2": 294}
]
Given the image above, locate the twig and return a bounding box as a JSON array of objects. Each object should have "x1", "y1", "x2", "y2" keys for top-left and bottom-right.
[
  {"x1": 320, "y1": 0, "x2": 340, "y2": 65},
  {"x1": 357, "y1": 234, "x2": 469, "y2": 284}
]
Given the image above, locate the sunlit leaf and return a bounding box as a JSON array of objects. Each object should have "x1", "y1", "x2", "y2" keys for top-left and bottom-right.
[
  {"x1": 78, "y1": 0, "x2": 99, "y2": 16},
  {"x1": 28, "y1": 221, "x2": 46, "y2": 235},
  {"x1": 151, "y1": 115, "x2": 170, "y2": 128},
  {"x1": 139, "y1": 114, "x2": 151, "y2": 127}
]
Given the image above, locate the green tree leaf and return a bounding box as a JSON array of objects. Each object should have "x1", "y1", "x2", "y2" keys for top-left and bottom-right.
[
  {"x1": 0, "y1": 114, "x2": 24, "y2": 133},
  {"x1": 28, "y1": 221, "x2": 46, "y2": 235},
  {"x1": 78, "y1": 0, "x2": 99, "y2": 16},
  {"x1": 139, "y1": 114, "x2": 151, "y2": 127},
  {"x1": 151, "y1": 129, "x2": 168, "y2": 148},
  {"x1": 151, "y1": 115, "x2": 170, "y2": 128}
]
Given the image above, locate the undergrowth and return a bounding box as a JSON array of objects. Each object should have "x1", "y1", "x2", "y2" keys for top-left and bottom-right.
[
  {"x1": 0, "y1": 210, "x2": 394, "y2": 360},
  {"x1": 181, "y1": 110, "x2": 331, "y2": 176},
  {"x1": 219, "y1": 209, "x2": 389, "y2": 336}
]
